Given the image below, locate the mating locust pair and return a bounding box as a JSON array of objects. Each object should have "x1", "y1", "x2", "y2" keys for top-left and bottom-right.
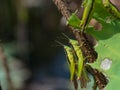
[
  {"x1": 52, "y1": 0, "x2": 120, "y2": 89},
  {"x1": 56, "y1": 33, "x2": 108, "y2": 90}
]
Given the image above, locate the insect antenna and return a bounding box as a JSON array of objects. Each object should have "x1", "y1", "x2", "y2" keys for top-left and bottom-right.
[
  {"x1": 55, "y1": 40, "x2": 65, "y2": 47},
  {"x1": 56, "y1": 36, "x2": 66, "y2": 41},
  {"x1": 61, "y1": 33, "x2": 70, "y2": 41}
]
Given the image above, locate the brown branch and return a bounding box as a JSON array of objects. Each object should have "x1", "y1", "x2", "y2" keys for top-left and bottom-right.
[
  {"x1": 85, "y1": 64, "x2": 108, "y2": 90},
  {"x1": 53, "y1": 0, "x2": 72, "y2": 20},
  {"x1": 73, "y1": 31, "x2": 97, "y2": 63}
]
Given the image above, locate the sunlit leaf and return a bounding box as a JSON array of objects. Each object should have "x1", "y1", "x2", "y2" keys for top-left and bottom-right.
[{"x1": 86, "y1": 1, "x2": 120, "y2": 90}]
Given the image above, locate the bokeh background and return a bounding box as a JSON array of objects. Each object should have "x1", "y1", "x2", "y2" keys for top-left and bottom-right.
[{"x1": 0, "y1": 0, "x2": 74, "y2": 90}]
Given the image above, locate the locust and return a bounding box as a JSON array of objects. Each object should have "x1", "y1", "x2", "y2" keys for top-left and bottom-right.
[
  {"x1": 69, "y1": 39, "x2": 84, "y2": 79},
  {"x1": 67, "y1": 0, "x2": 95, "y2": 31},
  {"x1": 76, "y1": 32, "x2": 98, "y2": 63},
  {"x1": 62, "y1": 33, "x2": 85, "y2": 79},
  {"x1": 80, "y1": 0, "x2": 95, "y2": 31},
  {"x1": 103, "y1": 0, "x2": 120, "y2": 19},
  {"x1": 62, "y1": 34, "x2": 91, "y2": 88},
  {"x1": 56, "y1": 41, "x2": 76, "y2": 81},
  {"x1": 56, "y1": 41, "x2": 78, "y2": 90},
  {"x1": 67, "y1": 0, "x2": 120, "y2": 31}
]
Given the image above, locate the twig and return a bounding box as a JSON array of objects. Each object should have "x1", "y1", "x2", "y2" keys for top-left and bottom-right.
[{"x1": 53, "y1": 0, "x2": 72, "y2": 20}]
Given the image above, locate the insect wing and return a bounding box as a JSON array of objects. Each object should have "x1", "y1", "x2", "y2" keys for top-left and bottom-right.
[
  {"x1": 69, "y1": 39, "x2": 84, "y2": 78},
  {"x1": 64, "y1": 46, "x2": 76, "y2": 81}
]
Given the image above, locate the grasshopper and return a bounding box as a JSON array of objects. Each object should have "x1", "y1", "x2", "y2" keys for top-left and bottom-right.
[
  {"x1": 56, "y1": 41, "x2": 78, "y2": 90},
  {"x1": 103, "y1": 0, "x2": 120, "y2": 19},
  {"x1": 55, "y1": 41, "x2": 76, "y2": 81},
  {"x1": 67, "y1": 0, "x2": 95, "y2": 31},
  {"x1": 80, "y1": 0, "x2": 95, "y2": 31},
  {"x1": 77, "y1": 32, "x2": 97, "y2": 63},
  {"x1": 62, "y1": 33, "x2": 88, "y2": 80}
]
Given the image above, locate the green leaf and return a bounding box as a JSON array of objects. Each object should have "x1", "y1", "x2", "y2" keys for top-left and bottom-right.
[
  {"x1": 86, "y1": 1, "x2": 120, "y2": 90},
  {"x1": 66, "y1": 1, "x2": 120, "y2": 89},
  {"x1": 67, "y1": 13, "x2": 81, "y2": 29}
]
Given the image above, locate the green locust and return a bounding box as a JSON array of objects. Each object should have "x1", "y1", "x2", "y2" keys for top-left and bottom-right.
[
  {"x1": 68, "y1": 39, "x2": 90, "y2": 88},
  {"x1": 67, "y1": 0, "x2": 95, "y2": 31},
  {"x1": 56, "y1": 41, "x2": 76, "y2": 81},
  {"x1": 62, "y1": 34, "x2": 84, "y2": 79},
  {"x1": 80, "y1": 0, "x2": 95, "y2": 31},
  {"x1": 69, "y1": 39, "x2": 84, "y2": 79},
  {"x1": 103, "y1": 0, "x2": 120, "y2": 19}
]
